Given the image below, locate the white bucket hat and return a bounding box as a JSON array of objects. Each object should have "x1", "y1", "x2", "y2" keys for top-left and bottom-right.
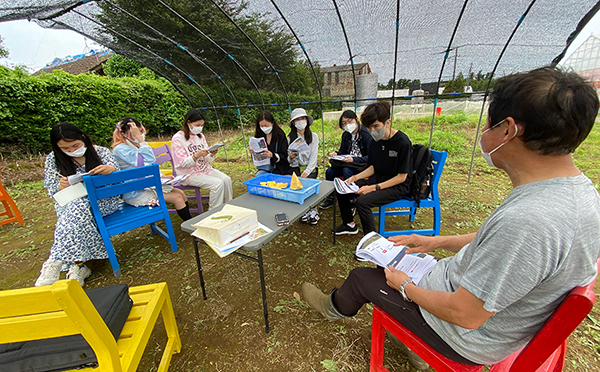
[{"x1": 289, "y1": 108, "x2": 314, "y2": 128}]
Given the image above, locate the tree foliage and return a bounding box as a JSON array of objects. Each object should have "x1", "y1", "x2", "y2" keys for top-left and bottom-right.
[
  {"x1": 0, "y1": 35, "x2": 8, "y2": 59},
  {"x1": 443, "y1": 71, "x2": 495, "y2": 93},
  {"x1": 103, "y1": 54, "x2": 143, "y2": 78},
  {"x1": 95, "y1": 0, "x2": 320, "y2": 100},
  {"x1": 378, "y1": 78, "x2": 421, "y2": 91}
]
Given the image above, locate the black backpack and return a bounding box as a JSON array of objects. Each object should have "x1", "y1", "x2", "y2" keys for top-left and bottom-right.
[{"x1": 408, "y1": 144, "x2": 434, "y2": 206}]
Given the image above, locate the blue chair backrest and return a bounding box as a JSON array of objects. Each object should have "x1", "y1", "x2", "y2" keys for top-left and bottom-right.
[
  {"x1": 85, "y1": 163, "x2": 163, "y2": 201},
  {"x1": 429, "y1": 150, "x2": 447, "y2": 200}
]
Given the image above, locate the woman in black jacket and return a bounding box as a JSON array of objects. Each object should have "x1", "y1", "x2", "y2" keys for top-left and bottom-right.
[
  {"x1": 320, "y1": 110, "x2": 372, "y2": 209},
  {"x1": 250, "y1": 110, "x2": 290, "y2": 176}
]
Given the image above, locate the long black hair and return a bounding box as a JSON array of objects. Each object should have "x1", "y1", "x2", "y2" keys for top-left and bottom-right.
[
  {"x1": 255, "y1": 110, "x2": 284, "y2": 142},
  {"x1": 50, "y1": 122, "x2": 102, "y2": 176},
  {"x1": 288, "y1": 120, "x2": 313, "y2": 145}
]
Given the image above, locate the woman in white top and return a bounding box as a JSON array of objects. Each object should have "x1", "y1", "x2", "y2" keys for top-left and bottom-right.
[
  {"x1": 171, "y1": 109, "x2": 232, "y2": 210},
  {"x1": 111, "y1": 116, "x2": 192, "y2": 221},
  {"x1": 287, "y1": 108, "x2": 319, "y2": 178},
  {"x1": 287, "y1": 108, "x2": 320, "y2": 224}
]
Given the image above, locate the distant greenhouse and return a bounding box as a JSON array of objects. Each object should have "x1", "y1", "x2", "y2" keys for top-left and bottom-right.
[{"x1": 562, "y1": 34, "x2": 600, "y2": 89}]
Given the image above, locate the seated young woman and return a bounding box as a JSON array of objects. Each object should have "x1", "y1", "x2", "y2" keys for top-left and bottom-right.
[
  {"x1": 171, "y1": 109, "x2": 233, "y2": 210},
  {"x1": 36, "y1": 122, "x2": 120, "y2": 287},
  {"x1": 111, "y1": 116, "x2": 192, "y2": 221},
  {"x1": 319, "y1": 110, "x2": 372, "y2": 209},
  {"x1": 249, "y1": 110, "x2": 289, "y2": 176},
  {"x1": 287, "y1": 108, "x2": 320, "y2": 224}
]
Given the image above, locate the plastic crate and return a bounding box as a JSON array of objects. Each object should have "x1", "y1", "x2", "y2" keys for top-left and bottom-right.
[{"x1": 243, "y1": 174, "x2": 321, "y2": 204}]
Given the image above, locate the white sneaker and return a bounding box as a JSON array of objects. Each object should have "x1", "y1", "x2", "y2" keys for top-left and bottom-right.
[
  {"x1": 67, "y1": 264, "x2": 92, "y2": 286},
  {"x1": 34, "y1": 259, "x2": 62, "y2": 287}
]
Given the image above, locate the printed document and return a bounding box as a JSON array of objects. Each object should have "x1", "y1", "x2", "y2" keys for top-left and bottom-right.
[
  {"x1": 249, "y1": 137, "x2": 270, "y2": 166},
  {"x1": 355, "y1": 231, "x2": 438, "y2": 285},
  {"x1": 329, "y1": 154, "x2": 348, "y2": 161},
  {"x1": 288, "y1": 137, "x2": 311, "y2": 153},
  {"x1": 195, "y1": 223, "x2": 272, "y2": 258},
  {"x1": 161, "y1": 175, "x2": 188, "y2": 185},
  {"x1": 334, "y1": 177, "x2": 359, "y2": 194},
  {"x1": 209, "y1": 143, "x2": 225, "y2": 152}
]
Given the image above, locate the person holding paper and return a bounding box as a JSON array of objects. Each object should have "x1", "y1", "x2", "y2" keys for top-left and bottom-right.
[
  {"x1": 249, "y1": 110, "x2": 289, "y2": 176},
  {"x1": 302, "y1": 67, "x2": 600, "y2": 369},
  {"x1": 171, "y1": 109, "x2": 233, "y2": 210},
  {"x1": 111, "y1": 116, "x2": 192, "y2": 221},
  {"x1": 332, "y1": 101, "x2": 412, "y2": 235},
  {"x1": 319, "y1": 110, "x2": 372, "y2": 209},
  {"x1": 287, "y1": 108, "x2": 320, "y2": 224},
  {"x1": 36, "y1": 122, "x2": 121, "y2": 288}
]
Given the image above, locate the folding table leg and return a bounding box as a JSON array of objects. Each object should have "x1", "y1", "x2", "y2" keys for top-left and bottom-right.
[
  {"x1": 332, "y1": 196, "x2": 337, "y2": 245},
  {"x1": 193, "y1": 238, "x2": 207, "y2": 300},
  {"x1": 257, "y1": 249, "x2": 270, "y2": 334}
]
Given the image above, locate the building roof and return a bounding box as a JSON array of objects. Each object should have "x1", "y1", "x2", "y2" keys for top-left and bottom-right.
[
  {"x1": 33, "y1": 52, "x2": 112, "y2": 76},
  {"x1": 322, "y1": 63, "x2": 369, "y2": 73}
]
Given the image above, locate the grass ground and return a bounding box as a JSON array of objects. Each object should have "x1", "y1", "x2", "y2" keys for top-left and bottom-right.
[{"x1": 0, "y1": 112, "x2": 599, "y2": 371}]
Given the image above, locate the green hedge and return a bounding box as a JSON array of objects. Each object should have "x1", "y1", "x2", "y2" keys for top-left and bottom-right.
[
  {"x1": 0, "y1": 67, "x2": 189, "y2": 154},
  {"x1": 0, "y1": 66, "x2": 338, "y2": 155}
]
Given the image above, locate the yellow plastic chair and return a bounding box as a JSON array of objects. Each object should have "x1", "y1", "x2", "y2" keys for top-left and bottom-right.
[{"x1": 0, "y1": 280, "x2": 181, "y2": 372}]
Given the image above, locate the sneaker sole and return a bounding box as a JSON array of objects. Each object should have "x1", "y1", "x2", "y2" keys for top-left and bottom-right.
[
  {"x1": 333, "y1": 229, "x2": 359, "y2": 235},
  {"x1": 319, "y1": 204, "x2": 333, "y2": 210}
]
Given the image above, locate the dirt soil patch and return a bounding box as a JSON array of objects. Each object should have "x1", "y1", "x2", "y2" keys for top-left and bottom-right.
[{"x1": 1, "y1": 151, "x2": 599, "y2": 372}]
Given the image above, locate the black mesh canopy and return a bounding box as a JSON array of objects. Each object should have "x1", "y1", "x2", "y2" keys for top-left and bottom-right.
[
  {"x1": 2, "y1": 0, "x2": 599, "y2": 172},
  {"x1": 2, "y1": 0, "x2": 599, "y2": 109}
]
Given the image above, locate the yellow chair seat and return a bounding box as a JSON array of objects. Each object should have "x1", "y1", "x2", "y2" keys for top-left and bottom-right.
[{"x1": 0, "y1": 280, "x2": 181, "y2": 372}]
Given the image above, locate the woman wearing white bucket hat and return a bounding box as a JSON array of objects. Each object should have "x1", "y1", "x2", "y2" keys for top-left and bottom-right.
[
  {"x1": 287, "y1": 107, "x2": 320, "y2": 224},
  {"x1": 287, "y1": 108, "x2": 319, "y2": 178}
]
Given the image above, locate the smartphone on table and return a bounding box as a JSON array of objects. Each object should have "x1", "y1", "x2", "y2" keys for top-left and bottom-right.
[{"x1": 275, "y1": 212, "x2": 289, "y2": 226}]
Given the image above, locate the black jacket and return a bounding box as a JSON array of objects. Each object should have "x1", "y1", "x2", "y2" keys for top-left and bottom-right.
[
  {"x1": 266, "y1": 133, "x2": 290, "y2": 175},
  {"x1": 337, "y1": 125, "x2": 372, "y2": 164}
]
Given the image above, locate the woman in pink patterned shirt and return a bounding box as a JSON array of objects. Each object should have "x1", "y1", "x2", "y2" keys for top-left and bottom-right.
[{"x1": 171, "y1": 109, "x2": 233, "y2": 210}]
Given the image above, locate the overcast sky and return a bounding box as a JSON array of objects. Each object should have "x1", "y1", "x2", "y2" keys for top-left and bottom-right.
[{"x1": 1, "y1": 15, "x2": 600, "y2": 74}]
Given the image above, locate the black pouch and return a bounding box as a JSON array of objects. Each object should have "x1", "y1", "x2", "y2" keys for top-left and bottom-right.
[
  {"x1": 0, "y1": 284, "x2": 133, "y2": 372},
  {"x1": 329, "y1": 158, "x2": 369, "y2": 173}
]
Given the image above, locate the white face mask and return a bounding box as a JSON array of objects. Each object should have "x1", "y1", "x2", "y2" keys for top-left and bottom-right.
[
  {"x1": 344, "y1": 122, "x2": 357, "y2": 134},
  {"x1": 64, "y1": 145, "x2": 87, "y2": 158},
  {"x1": 261, "y1": 126, "x2": 273, "y2": 135},
  {"x1": 130, "y1": 134, "x2": 145, "y2": 144},
  {"x1": 294, "y1": 120, "x2": 307, "y2": 131},
  {"x1": 479, "y1": 119, "x2": 518, "y2": 168},
  {"x1": 189, "y1": 125, "x2": 203, "y2": 134}
]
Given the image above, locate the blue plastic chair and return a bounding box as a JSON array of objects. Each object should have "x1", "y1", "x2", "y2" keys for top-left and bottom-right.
[
  {"x1": 373, "y1": 150, "x2": 447, "y2": 237},
  {"x1": 83, "y1": 163, "x2": 178, "y2": 277}
]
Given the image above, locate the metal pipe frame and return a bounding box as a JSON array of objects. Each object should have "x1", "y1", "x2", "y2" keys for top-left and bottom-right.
[{"x1": 467, "y1": 0, "x2": 538, "y2": 182}]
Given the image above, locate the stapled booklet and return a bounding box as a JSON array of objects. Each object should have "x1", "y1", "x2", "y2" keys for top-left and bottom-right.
[
  {"x1": 333, "y1": 177, "x2": 359, "y2": 194},
  {"x1": 355, "y1": 231, "x2": 439, "y2": 285}
]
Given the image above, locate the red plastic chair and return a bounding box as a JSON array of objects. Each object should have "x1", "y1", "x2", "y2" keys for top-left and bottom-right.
[
  {"x1": 0, "y1": 174, "x2": 24, "y2": 226},
  {"x1": 139, "y1": 144, "x2": 208, "y2": 214},
  {"x1": 370, "y1": 258, "x2": 600, "y2": 372}
]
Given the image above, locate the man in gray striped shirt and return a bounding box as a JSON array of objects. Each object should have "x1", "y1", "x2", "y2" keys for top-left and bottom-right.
[{"x1": 302, "y1": 66, "x2": 600, "y2": 368}]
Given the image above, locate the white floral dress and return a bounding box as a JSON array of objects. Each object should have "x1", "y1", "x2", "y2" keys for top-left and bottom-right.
[{"x1": 43, "y1": 146, "x2": 120, "y2": 264}]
